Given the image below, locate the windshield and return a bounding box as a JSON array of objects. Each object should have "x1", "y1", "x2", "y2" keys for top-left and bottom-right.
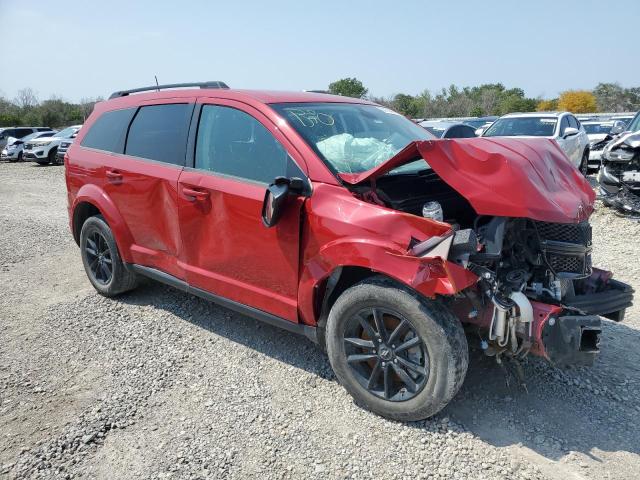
[
  {"x1": 54, "y1": 126, "x2": 78, "y2": 138},
  {"x1": 583, "y1": 123, "x2": 611, "y2": 134},
  {"x1": 484, "y1": 117, "x2": 557, "y2": 137},
  {"x1": 627, "y1": 113, "x2": 640, "y2": 133},
  {"x1": 271, "y1": 103, "x2": 434, "y2": 174}
]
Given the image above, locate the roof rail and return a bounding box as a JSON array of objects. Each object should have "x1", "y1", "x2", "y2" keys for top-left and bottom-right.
[{"x1": 108, "y1": 81, "x2": 229, "y2": 100}]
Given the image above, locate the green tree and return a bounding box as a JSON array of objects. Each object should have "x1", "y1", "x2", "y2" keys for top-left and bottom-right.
[
  {"x1": 392, "y1": 93, "x2": 420, "y2": 117},
  {"x1": 328, "y1": 77, "x2": 368, "y2": 98}
]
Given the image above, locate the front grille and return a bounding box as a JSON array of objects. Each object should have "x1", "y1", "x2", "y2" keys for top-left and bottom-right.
[
  {"x1": 535, "y1": 221, "x2": 592, "y2": 245},
  {"x1": 535, "y1": 221, "x2": 592, "y2": 278}
]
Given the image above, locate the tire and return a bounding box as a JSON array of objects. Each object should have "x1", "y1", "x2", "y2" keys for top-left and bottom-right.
[
  {"x1": 579, "y1": 150, "x2": 589, "y2": 176},
  {"x1": 48, "y1": 147, "x2": 58, "y2": 165},
  {"x1": 17, "y1": 151, "x2": 22, "y2": 162},
  {"x1": 326, "y1": 276, "x2": 468, "y2": 421},
  {"x1": 79, "y1": 215, "x2": 138, "y2": 297}
]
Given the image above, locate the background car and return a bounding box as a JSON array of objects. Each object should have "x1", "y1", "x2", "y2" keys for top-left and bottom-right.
[
  {"x1": 418, "y1": 121, "x2": 477, "y2": 138},
  {"x1": 1, "y1": 131, "x2": 59, "y2": 162},
  {"x1": 610, "y1": 114, "x2": 635, "y2": 128},
  {"x1": 582, "y1": 120, "x2": 616, "y2": 170},
  {"x1": 24, "y1": 125, "x2": 81, "y2": 165},
  {"x1": 482, "y1": 112, "x2": 591, "y2": 173},
  {"x1": 0, "y1": 126, "x2": 53, "y2": 150},
  {"x1": 463, "y1": 115, "x2": 499, "y2": 130},
  {"x1": 56, "y1": 138, "x2": 75, "y2": 163}
]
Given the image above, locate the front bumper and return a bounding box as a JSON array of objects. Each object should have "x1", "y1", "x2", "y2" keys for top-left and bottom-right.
[
  {"x1": 1, "y1": 149, "x2": 20, "y2": 160},
  {"x1": 588, "y1": 149, "x2": 603, "y2": 168},
  {"x1": 23, "y1": 149, "x2": 48, "y2": 161},
  {"x1": 542, "y1": 315, "x2": 602, "y2": 366}
]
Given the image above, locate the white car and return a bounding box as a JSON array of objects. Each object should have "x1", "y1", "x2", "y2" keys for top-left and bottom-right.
[
  {"x1": 23, "y1": 125, "x2": 81, "y2": 165},
  {"x1": 482, "y1": 112, "x2": 591, "y2": 174}
]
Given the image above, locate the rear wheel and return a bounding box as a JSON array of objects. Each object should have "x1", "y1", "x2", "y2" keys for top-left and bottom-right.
[
  {"x1": 326, "y1": 276, "x2": 468, "y2": 421},
  {"x1": 80, "y1": 215, "x2": 138, "y2": 296}
]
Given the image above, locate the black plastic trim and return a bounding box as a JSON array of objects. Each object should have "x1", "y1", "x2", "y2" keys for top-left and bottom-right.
[{"x1": 129, "y1": 264, "x2": 317, "y2": 343}]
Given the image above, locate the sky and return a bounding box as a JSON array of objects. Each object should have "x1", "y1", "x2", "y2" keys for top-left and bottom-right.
[{"x1": 1, "y1": 0, "x2": 639, "y2": 103}]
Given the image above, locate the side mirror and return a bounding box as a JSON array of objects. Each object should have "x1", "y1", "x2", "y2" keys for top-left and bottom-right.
[
  {"x1": 563, "y1": 127, "x2": 579, "y2": 138},
  {"x1": 611, "y1": 122, "x2": 626, "y2": 135},
  {"x1": 261, "y1": 177, "x2": 305, "y2": 227},
  {"x1": 474, "y1": 127, "x2": 485, "y2": 136}
]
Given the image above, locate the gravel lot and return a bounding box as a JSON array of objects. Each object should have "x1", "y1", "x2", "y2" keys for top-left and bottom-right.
[{"x1": 1, "y1": 162, "x2": 639, "y2": 480}]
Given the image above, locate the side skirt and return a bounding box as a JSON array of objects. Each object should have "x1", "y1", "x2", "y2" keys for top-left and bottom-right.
[{"x1": 129, "y1": 264, "x2": 318, "y2": 343}]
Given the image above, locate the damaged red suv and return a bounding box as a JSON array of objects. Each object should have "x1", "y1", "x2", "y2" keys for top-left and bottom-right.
[{"x1": 66, "y1": 82, "x2": 634, "y2": 421}]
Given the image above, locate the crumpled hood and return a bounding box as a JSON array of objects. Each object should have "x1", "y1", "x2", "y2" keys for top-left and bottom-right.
[{"x1": 339, "y1": 138, "x2": 595, "y2": 224}]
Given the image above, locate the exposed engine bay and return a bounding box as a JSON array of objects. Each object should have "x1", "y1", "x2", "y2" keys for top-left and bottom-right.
[
  {"x1": 599, "y1": 131, "x2": 640, "y2": 216},
  {"x1": 351, "y1": 162, "x2": 634, "y2": 368}
]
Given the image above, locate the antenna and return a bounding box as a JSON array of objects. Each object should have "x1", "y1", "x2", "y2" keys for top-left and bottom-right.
[{"x1": 154, "y1": 76, "x2": 160, "y2": 92}]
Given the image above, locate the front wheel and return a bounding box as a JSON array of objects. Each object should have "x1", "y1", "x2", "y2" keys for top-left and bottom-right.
[
  {"x1": 326, "y1": 277, "x2": 468, "y2": 421},
  {"x1": 48, "y1": 147, "x2": 58, "y2": 165},
  {"x1": 579, "y1": 150, "x2": 589, "y2": 176}
]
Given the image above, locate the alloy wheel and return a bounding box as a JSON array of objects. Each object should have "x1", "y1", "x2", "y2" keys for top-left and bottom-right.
[
  {"x1": 85, "y1": 231, "x2": 113, "y2": 285},
  {"x1": 343, "y1": 307, "x2": 429, "y2": 402}
]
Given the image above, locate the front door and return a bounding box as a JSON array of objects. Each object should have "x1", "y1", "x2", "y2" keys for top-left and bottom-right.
[{"x1": 177, "y1": 100, "x2": 307, "y2": 322}]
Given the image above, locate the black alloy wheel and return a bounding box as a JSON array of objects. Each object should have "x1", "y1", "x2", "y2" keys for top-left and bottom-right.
[
  {"x1": 343, "y1": 307, "x2": 429, "y2": 402},
  {"x1": 84, "y1": 230, "x2": 113, "y2": 285}
]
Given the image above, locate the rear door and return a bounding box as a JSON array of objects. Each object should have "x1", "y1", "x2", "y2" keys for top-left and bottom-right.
[
  {"x1": 100, "y1": 99, "x2": 195, "y2": 278},
  {"x1": 176, "y1": 99, "x2": 307, "y2": 321}
]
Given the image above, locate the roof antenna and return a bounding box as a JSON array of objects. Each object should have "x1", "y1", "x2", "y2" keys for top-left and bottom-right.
[{"x1": 154, "y1": 75, "x2": 160, "y2": 91}]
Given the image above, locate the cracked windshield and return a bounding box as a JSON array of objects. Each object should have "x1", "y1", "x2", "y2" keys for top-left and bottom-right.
[{"x1": 272, "y1": 103, "x2": 434, "y2": 173}]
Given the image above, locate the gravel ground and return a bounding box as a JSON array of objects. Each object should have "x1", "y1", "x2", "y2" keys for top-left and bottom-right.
[{"x1": 0, "y1": 162, "x2": 639, "y2": 480}]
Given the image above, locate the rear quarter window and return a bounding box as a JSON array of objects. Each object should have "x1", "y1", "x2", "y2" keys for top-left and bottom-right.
[
  {"x1": 81, "y1": 108, "x2": 136, "y2": 153},
  {"x1": 125, "y1": 104, "x2": 192, "y2": 165}
]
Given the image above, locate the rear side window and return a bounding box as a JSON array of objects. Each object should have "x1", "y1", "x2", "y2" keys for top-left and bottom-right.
[
  {"x1": 195, "y1": 105, "x2": 289, "y2": 183},
  {"x1": 15, "y1": 128, "x2": 34, "y2": 138},
  {"x1": 81, "y1": 108, "x2": 135, "y2": 153},
  {"x1": 125, "y1": 104, "x2": 191, "y2": 165}
]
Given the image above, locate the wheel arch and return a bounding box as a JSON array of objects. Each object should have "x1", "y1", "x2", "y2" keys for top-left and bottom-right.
[{"x1": 71, "y1": 184, "x2": 135, "y2": 262}]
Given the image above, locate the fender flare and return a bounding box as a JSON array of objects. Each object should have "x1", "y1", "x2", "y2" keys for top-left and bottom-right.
[
  {"x1": 297, "y1": 238, "x2": 478, "y2": 326},
  {"x1": 71, "y1": 184, "x2": 135, "y2": 262}
]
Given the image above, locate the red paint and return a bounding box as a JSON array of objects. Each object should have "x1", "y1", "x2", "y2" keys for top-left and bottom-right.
[
  {"x1": 340, "y1": 138, "x2": 595, "y2": 223},
  {"x1": 529, "y1": 301, "x2": 563, "y2": 359},
  {"x1": 66, "y1": 88, "x2": 593, "y2": 337}
]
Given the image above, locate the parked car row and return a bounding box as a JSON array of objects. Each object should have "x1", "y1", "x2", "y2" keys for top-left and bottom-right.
[{"x1": 0, "y1": 124, "x2": 81, "y2": 165}]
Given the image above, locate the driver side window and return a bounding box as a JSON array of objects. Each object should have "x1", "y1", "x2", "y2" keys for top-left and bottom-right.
[{"x1": 195, "y1": 105, "x2": 289, "y2": 184}]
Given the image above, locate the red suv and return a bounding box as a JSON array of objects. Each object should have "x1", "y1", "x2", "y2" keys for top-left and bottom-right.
[{"x1": 66, "y1": 82, "x2": 633, "y2": 421}]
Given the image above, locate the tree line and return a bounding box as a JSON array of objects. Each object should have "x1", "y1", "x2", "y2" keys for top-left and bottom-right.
[
  {"x1": 328, "y1": 78, "x2": 640, "y2": 118},
  {"x1": 1, "y1": 81, "x2": 639, "y2": 128},
  {"x1": 0, "y1": 88, "x2": 102, "y2": 128}
]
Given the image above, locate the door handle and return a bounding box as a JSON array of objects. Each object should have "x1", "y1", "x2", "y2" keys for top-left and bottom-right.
[
  {"x1": 106, "y1": 170, "x2": 123, "y2": 182},
  {"x1": 182, "y1": 187, "x2": 210, "y2": 201}
]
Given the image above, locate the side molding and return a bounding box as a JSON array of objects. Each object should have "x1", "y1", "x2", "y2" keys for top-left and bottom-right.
[{"x1": 129, "y1": 264, "x2": 318, "y2": 343}]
